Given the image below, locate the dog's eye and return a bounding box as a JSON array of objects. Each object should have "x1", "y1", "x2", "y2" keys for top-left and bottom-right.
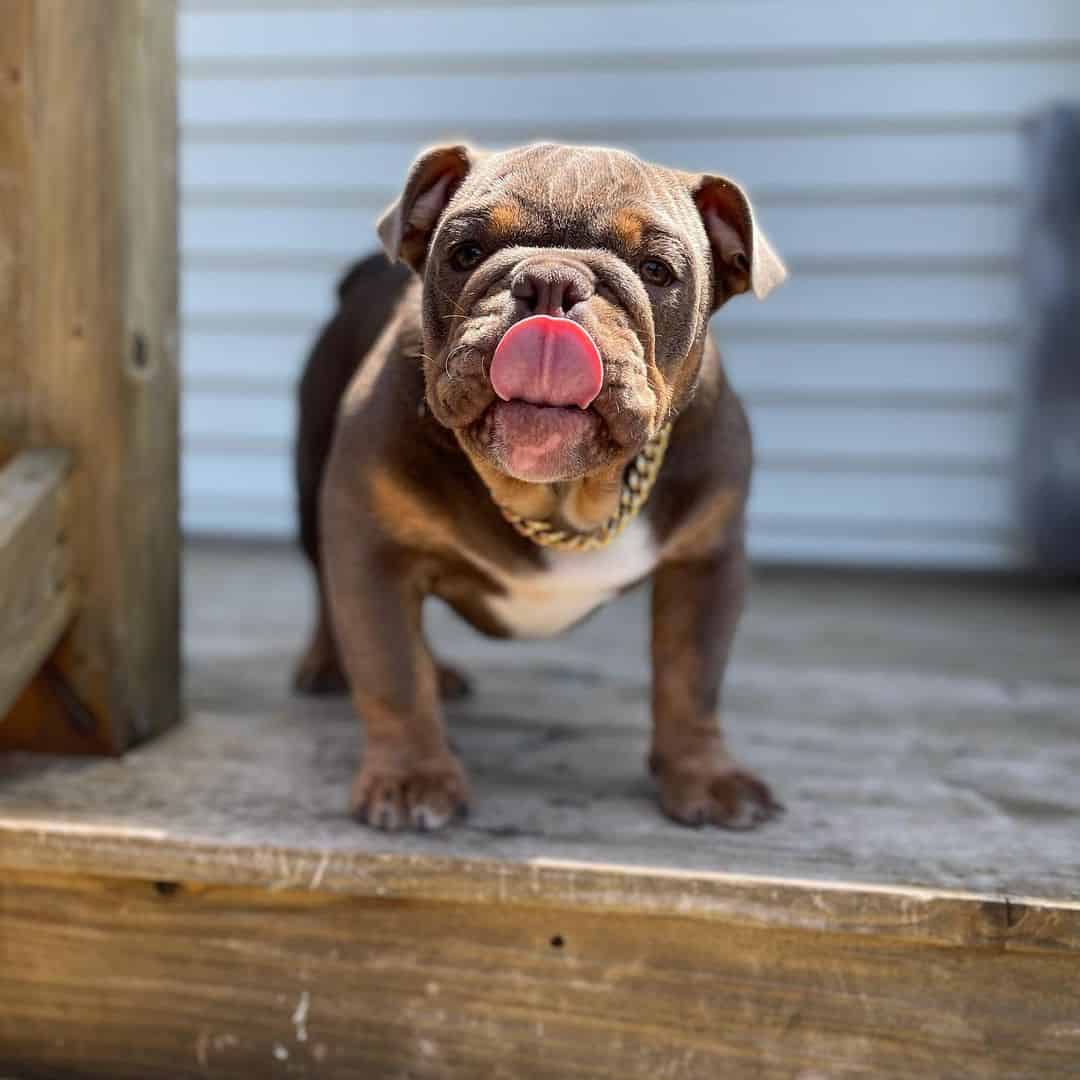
[
  {"x1": 640, "y1": 257, "x2": 675, "y2": 287},
  {"x1": 448, "y1": 242, "x2": 485, "y2": 272}
]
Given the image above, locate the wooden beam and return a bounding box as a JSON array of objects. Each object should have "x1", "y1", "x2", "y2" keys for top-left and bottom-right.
[
  {"x1": 0, "y1": 865, "x2": 1077, "y2": 1078},
  {"x1": 0, "y1": 1, "x2": 179, "y2": 751},
  {"x1": 0, "y1": 450, "x2": 73, "y2": 719}
]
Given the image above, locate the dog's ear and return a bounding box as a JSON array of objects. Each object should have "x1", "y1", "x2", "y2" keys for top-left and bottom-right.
[
  {"x1": 377, "y1": 144, "x2": 475, "y2": 272},
  {"x1": 692, "y1": 175, "x2": 787, "y2": 305}
]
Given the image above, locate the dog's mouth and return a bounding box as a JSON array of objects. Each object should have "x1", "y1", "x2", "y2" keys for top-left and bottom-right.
[
  {"x1": 481, "y1": 316, "x2": 607, "y2": 482},
  {"x1": 482, "y1": 400, "x2": 601, "y2": 482},
  {"x1": 489, "y1": 315, "x2": 604, "y2": 409}
]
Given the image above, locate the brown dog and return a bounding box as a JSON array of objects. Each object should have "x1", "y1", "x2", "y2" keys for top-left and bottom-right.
[{"x1": 294, "y1": 142, "x2": 787, "y2": 831}]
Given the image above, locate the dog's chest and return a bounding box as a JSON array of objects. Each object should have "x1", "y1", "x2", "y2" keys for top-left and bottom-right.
[{"x1": 482, "y1": 518, "x2": 658, "y2": 638}]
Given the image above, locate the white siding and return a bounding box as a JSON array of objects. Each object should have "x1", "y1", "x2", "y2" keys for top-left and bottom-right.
[{"x1": 179, "y1": 0, "x2": 1080, "y2": 567}]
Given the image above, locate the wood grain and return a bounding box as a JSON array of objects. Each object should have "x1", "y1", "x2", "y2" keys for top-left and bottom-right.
[
  {"x1": 0, "y1": 450, "x2": 73, "y2": 719},
  {"x1": 0, "y1": 869, "x2": 1078, "y2": 1079},
  {"x1": 1, "y1": 543, "x2": 1078, "y2": 1075},
  {"x1": 0, "y1": 1, "x2": 179, "y2": 752}
]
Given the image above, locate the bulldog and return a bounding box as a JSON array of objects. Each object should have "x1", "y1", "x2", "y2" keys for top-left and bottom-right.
[{"x1": 294, "y1": 142, "x2": 787, "y2": 832}]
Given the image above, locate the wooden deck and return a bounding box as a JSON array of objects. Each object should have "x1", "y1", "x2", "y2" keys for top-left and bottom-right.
[{"x1": 1, "y1": 542, "x2": 1078, "y2": 1078}]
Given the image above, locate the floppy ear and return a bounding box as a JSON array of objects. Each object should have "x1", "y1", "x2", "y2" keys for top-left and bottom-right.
[
  {"x1": 377, "y1": 144, "x2": 475, "y2": 272},
  {"x1": 692, "y1": 175, "x2": 787, "y2": 306}
]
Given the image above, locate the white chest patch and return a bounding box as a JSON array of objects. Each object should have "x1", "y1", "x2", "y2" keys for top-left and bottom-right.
[{"x1": 483, "y1": 517, "x2": 659, "y2": 638}]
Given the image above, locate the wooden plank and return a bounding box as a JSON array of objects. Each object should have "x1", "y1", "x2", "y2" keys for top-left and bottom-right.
[
  {"x1": 178, "y1": 1, "x2": 1080, "y2": 60},
  {"x1": 0, "y1": 3, "x2": 31, "y2": 447},
  {"x1": 0, "y1": 1, "x2": 179, "y2": 752},
  {"x1": 0, "y1": 866, "x2": 1077, "y2": 1079},
  {"x1": 0, "y1": 450, "x2": 74, "y2": 720},
  {"x1": 3, "y1": 540, "x2": 1078, "y2": 899}
]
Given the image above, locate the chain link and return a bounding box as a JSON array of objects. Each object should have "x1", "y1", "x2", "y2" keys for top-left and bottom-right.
[{"x1": 497, "y1": 421, "x2": 673, "y2": 552}]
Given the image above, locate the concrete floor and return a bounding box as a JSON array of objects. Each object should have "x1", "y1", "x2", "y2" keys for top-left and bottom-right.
[{"x1": 2, "y1": 541, "x2": 1078, "y2": 900}]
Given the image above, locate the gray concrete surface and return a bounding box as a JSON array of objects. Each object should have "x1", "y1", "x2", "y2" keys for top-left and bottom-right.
[{"x1": 1, "y1": 542, "x2": 1078, "y2": 899}]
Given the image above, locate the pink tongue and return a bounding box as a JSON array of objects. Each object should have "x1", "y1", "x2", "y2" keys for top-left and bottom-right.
[{"x1": 490, "y1": 315, "x2": 604, "y2": 410}]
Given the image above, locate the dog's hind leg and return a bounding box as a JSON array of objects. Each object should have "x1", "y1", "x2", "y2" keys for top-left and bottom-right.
[{"x1": 293, "y1": 255, "x2": 410, "y2": 696}]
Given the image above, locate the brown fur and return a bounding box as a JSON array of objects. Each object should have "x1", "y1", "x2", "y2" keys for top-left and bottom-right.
[
  {"x1": 611, "y1": 207, "x2": 646, "y2": 249},
  {"x1": 488, "y1": 201, "x2": 525, "y2": 238},
  {"x1": 296, "y1": 143, "x2": 786, "y2": 831}
]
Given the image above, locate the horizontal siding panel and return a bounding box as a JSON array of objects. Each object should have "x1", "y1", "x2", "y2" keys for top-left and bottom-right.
[
  {"x1": 177, "y1": 0, "x2": 1043, "y2": 567},
  {"x1": 724, "y1": 342, "x2": 1019, "y2": 399},
  {"x1": 183, "y1": 331, "x2": 313, "y2": 384},
  {"x1": 180, "y1": 63, "x2": 1080, "y2": 128},
  {"x1": 752, "y1": 470, "x2": 1011, "y2": 528},
  {"x1": 182, "y1": 335, "x2": 1019, "y2": 399},
  {"x1": 182, "y1": 394, "x2": 1014, "y2": 466},
  {"x1": 182, "y1": 453, "x2": 1012, "y2": 528},
  {"x1": 182, "y1": 202, "x2": 1019, "y2": 261},
  {"x1": 182, "y1": 132, "x2": 1023, "y2": 197},
  {"x1": 747, "y1": 528, "x2": 1020, "y2": 569},
  {"x1": 179, "y1": 3, "x2": 1080, "y2": 59},
  {"x1": 182, "y1": 268, "x2": 1018, "y2": 329},
  {"x1": 179, "y1": 491, "x2": 1020, "y2": 569},
  {"x1": 752, "y1": 405, "x2": 1014, "y2": 465}
]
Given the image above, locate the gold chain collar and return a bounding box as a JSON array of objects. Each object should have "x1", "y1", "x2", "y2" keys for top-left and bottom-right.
[{"x1": 496, "y1": 420, "x2": 673, "y2": 553}]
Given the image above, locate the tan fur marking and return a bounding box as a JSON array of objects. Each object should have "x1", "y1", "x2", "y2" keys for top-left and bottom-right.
[
  {"x1": 612, "y1": 208, "x2": 645, "y2": 249},
  {"x1": 489, "y1": 202, "x2": 525, "y2": 238},
  {"x1": 661, "y1": 488, "x2": 741, "y2": 562},
  {"x1": 369, "y1": 466, "x2": 458, "y2": 551},
  {"x1": 466, "y1": 452, "x2": 559, "y2": 521},
  {"x1": 562, "y1": 468, "x2": 623, "y2": 533}
]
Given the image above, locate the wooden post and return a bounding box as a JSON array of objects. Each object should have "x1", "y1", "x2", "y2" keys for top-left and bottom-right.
[
  {"x1": 0, "y1": 1, "x2": 179, "y2": 752},
  {"x1": 0, "y1": 450, "x2": 73, "y2": 720}
]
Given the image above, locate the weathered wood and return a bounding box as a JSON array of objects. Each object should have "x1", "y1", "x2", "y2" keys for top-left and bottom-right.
[
  {"x1": 0, "y1": 450, "x2": 73, "y2": 719},
  {"x1": 0, "y1": 868, "x2": 1077, "y2": 1080},
  {"x1": 7, "y1": 542, "x2": 1079, "y2": 902},
  {"x1": 0, "y1": 822, "x2": 1076, "y2": 954},
  {"x1": 0, "y1": 1, "x2": 179, "y2": 752},
  {"x1": 1, "y1": 543, "x2": 1078, "y2": 1076}
]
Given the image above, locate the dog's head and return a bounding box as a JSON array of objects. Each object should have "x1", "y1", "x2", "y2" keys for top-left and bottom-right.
[{"x1": 378, "y1": 143, "x2": 786, "y2": 484}]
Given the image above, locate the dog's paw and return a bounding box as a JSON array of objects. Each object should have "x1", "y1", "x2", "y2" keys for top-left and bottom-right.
[
  {"x1": 655, "y1": 760, "x2": 782, "y2": 830},
  {"x1": 350, "y1": 754, "x2": 470, "y2": 832},
  {"x1": 436, "y1": 662, "x2": 472, "y2": 702}
]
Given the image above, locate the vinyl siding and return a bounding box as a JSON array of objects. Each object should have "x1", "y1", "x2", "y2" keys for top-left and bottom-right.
[{"x1": 178, "y1": 0, "x2": 1080, "y2": 567}]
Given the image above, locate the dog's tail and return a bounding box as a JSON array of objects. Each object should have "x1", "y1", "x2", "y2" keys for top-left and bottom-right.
[{"x1": 334, "y1": 251, "x2": 404, "y2": 302}]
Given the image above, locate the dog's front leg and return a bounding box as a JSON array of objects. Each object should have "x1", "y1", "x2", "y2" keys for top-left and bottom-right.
[
  {"x1": 649, "y1": 543, "x2": 781, "y2": 829},
  {"x1": 322, "y1": 497, "x2": 468, "y2": 832}
]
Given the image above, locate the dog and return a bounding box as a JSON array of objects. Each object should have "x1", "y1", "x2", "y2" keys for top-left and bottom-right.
[{"x1": 294, "y1": 142, "x2": 787, "y2": 832}]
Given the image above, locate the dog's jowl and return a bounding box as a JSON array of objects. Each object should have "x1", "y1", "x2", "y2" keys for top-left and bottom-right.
[{"x1": 294, "y1": 143, "x2": 787, "y2": 832}]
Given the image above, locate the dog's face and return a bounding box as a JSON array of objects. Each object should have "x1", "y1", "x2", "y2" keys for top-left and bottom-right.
[{"x1": 378, "y1": 143, "x2": 785, "y2": 484}]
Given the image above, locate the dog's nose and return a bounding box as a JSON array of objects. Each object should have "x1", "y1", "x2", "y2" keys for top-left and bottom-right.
[{"x1": 510, "y1": 260, "x2": 594, "y2": 316}]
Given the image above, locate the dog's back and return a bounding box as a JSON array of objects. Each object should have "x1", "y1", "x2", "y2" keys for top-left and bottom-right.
[{"x1": 295, "y1": 253, "x2": 411, "y2": 565}]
